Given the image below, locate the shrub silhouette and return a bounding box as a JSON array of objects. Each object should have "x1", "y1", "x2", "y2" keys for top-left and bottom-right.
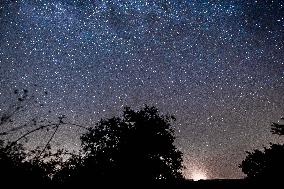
[
  {"x1": 239, "y1": 118, "x2": 284, "y2": 182},
  {"x1": 54, "y1": 106, "x2": 183, "y2": 186},
  {"x1": 0, "y1": 140, "x2": 51, "y2": 186},
  {"x1": 0, "y1": 104, "x2": 183, "y2": 186}
]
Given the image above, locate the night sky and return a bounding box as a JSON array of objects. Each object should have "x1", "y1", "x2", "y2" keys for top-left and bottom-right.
[{"x1": 0, "y1": 0, "x2": 283, "y2": 179}]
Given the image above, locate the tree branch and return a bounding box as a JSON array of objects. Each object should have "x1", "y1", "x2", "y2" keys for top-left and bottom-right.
[{"x1": 38, "y1": 125, "x2": 59, "y2": 157}]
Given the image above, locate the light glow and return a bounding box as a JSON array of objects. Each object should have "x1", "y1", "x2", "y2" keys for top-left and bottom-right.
[{"x1": 191, "y1": 171, "x2": 207, "y2": 181}]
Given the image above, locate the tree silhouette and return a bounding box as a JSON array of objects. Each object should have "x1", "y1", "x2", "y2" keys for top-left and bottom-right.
[
  {"x1": 271, "y1": 117, "x2": 284, "y2": 135},
  {"x1": 1, "y1": 95, "x2": 183, "y2": 186},
  {"x1": 0, "y1": 139, "x2": 78, "y2": 187},
  {"x1": 0, "y1": 140, "x2": 51, "y2": 186},
  {"x1": 239, "y1": 118, "x2": 284, "y2": 182},
  {"x1": 55, "y1": 106, "x2": 183, "y2": 186},
  {"x1": 0, "y1": 88, "x2": 86, "y2": 187}
]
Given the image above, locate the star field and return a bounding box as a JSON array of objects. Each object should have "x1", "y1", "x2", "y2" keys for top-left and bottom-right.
[{"x1": 0, "y1": 0, "x2": 283, "y2": 179}]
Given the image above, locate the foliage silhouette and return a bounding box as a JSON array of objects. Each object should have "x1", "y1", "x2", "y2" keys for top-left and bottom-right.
[
  {"x1": 0, "y1": 88, "x2": 86, "y2": 186},
  {"x1": 1, "y1": 97, "x2": 184, "y2": 186},
  {"x1": 0, "y1": 140, "x2": 50, "y2": 186},
  {"x1": 239, "y1": 117, "x2": 284, "y2": 183},
  {"x1": 0, "y1": 139, "x2": 77, "y2": 187},
  {"x1": 271, "y1": 117, "x2": 284, "y2": 135},
  {"x1": 240, "y1": 144, "x2": 284, "y2": 180},
  {"x1": 54, "y1": 106, "x2": 183, "y2": 186},
  {"x1": 0, "y1": 89, "x2": 30, "y2": 126}
]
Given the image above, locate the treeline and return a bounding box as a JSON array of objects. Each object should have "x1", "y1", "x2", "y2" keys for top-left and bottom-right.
[
  {"x1": 0, "y1": 89, "x2": 283, "y2": 187},
  {"x1": 0, "y1": 105, "x2": 184, "y2": 187}
]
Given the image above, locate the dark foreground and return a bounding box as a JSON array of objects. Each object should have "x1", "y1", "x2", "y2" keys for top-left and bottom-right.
[
  {"x1": 2, "y1": 178, "x2": 281, "y2": 188},
  {"x1": 179, "y1": 179, "x2": 281, "y2": 189},
  {"x1": 54, "y1": 179, "x2": 281, "y2": 188}
]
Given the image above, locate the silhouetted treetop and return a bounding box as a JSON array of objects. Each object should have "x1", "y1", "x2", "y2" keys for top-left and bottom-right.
[
  {"x1": 271, "y1": 117, "x2": 284, "y2": 135},
  {"x1": 240, "y1": 144, "x2": 284, "y2": 180},
  {"x1": 240, "y1": 117, "x2": 284, "y2": 183},
  {"x1": 0, "y1": 140, "x2": 51, "y2": 186},
  {"x1": 0, "y1": 104, "x2": 184, "y2": 186},
  {"x1": 77, "y1": 106, "x2": 183, "y2": 184}
]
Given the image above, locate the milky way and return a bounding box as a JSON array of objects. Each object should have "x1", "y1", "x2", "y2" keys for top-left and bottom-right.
[{"x1": 0, "y1": 0, "x2": 283, "y2": 179}]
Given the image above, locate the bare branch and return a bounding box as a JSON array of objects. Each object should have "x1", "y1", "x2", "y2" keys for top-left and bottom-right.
[
  {"x1": 5, "y1": 123, "x2": 58, "y2": 150},
  {"x1": 0, "y1": 89, "x2": 35, "y2": 126},
  {"x1": 4, "y1": 117, "x2": 89, "y2": 150},
  {"x1": 38, "y1": 125, "x2": 59, "y2": 157}
]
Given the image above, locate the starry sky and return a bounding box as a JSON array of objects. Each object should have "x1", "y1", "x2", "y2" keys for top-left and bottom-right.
[{"x1": 0, "y1": 0, "x2": 283, "y2": 179}]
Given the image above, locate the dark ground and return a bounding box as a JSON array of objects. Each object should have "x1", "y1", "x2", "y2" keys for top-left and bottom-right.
[{"x1": 179, "y1": 179, "x2": 280, "y2": 189}]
